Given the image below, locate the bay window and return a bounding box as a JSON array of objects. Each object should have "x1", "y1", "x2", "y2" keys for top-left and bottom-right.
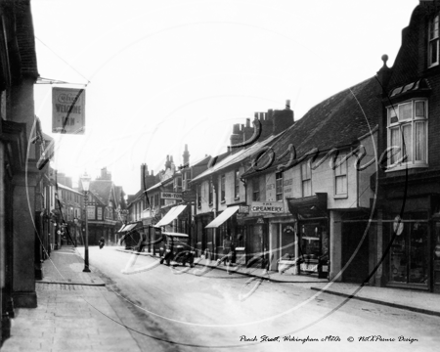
[{"x1": 387, "y1": 99, "x2": 428, "y2": 170}]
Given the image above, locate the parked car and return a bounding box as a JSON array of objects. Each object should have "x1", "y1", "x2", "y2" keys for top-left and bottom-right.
[{"x1": 159, "y1": 232, "x2": 195, "y2": 267}]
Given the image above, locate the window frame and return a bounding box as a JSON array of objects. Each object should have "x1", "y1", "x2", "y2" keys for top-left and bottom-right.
[
  {"x1": 429, "y1": 14, "x2": 440, "y2": 68},
  {"x1": 386, "y1": 99, "x2": 428, "y2": 171},
  {"x1": 208, "y1": 181, "x2": 213, "y2": 206},
  {"x1": 252, "y1": 177, "x2": 260, "y2": 201},
  {"x1": 234, "y1": 169, "x2": 240, "y2": 200},
  {"x1": 301, "y1": 160, "x2": 312, "y2": 197},
  {"x1": 334, "y1": 152, "x2": 348, "y2": 198},
  {"x1": 220, "y1": 174, "x2": 226, "y2": 203},
  {"x1": 275, "y1": 171, "x2": 283, "y2": 201}
]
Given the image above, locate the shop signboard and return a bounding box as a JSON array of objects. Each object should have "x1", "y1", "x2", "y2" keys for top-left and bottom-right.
[
  {"x1": 238, "y1": 205, "x2": 249, "y2": 214},
  {"x1": 161, "y1": 192, "x2": 182, "y2": 200},
  {"x1": 52, "y1": 88, "x2": 86, "y2": 134},
  {"x1": 182, "y1": 191, "x2": 196, "y2": 203},
  {"x1": 251, "y1": 201, "x2": 284, "y2": 213}
]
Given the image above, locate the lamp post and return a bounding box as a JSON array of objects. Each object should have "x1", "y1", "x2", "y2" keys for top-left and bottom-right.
[{"x1": 80, "y1": 172, "x2": 92, "y2": 273}]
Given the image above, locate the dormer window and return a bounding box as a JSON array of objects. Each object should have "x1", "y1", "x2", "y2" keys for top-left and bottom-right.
[{"x1": 429, "y1": 14, "x2": 439, "y2": 67}]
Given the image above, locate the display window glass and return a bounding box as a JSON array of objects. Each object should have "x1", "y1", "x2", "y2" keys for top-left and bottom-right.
[{"x1": 389, "y1": 213, "x2": 428, "y2": 286}]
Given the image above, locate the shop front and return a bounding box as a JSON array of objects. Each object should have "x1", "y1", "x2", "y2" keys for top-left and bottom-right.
[
  {"x1": 384, "y1": 196, "x2": 433, "y2": 291},
  {"x1": 243, "y1": 217, "x2": 269, "y2": 268},
  {"x1": 153, "y1": 204, "x2": 188, "y2": 253},
  {"x1": 287, "y1": 193, "x2": 329, "y2": 278},
  {"x1": 205, "y1": 205, "x2": 247, "y2": 261}
]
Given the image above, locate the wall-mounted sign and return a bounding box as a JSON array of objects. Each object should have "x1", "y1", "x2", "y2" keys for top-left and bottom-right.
[
  {"x1": 182, "y1": 191, "x2": 196, "y2": 203},
  {"x1": 52, "y1": 88, "x2": 86, "y2": 134},
  {"x1": 87, "y1": 205, "x2": 95, "y2": 220},
  {"x1": 238, "y1": 205, "x2": 249, "y2": 214},
  {"x1": 251, "y1": 201, "x2": 284, "y2": 213},
  {"x1": 161, "y1": 192, "x2": 182, "y2": 200}
]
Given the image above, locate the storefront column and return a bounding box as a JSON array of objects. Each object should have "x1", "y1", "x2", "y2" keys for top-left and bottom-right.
[
  {"x1": 329, "y1": 210, "x2": 342, "y2": 281},
  {"x1": 12, "y1": 173, "x2": 37, "y2": 308}
]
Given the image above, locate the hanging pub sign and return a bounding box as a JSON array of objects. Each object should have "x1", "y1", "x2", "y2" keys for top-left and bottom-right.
[{"x1": 52, "y1": 87, "x2": 86, "y2": 134}]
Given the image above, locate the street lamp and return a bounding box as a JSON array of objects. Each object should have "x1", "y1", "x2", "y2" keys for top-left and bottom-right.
[{"x1": 80, "y1": 172, "x2": 92, "y2": 273}]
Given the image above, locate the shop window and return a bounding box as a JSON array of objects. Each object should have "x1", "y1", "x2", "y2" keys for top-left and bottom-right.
[
  {"x1": 334, "y1": 152, "x2": 348, "y2": 196},
  {"x1": 429, "y1": 14, "x2": 439, "y2": 67},
  {"x1": 389, "y1": 214, "x2": 428, "y2": 286},
  {"x1": 387, "y1": 100, "x2": 428, "y2": 170},
  {"x1": 252, "y1": 177, "x2": 260, "y2": 201},
  {"x1": 301, "y1": 161, "x2": 312, "y2": 197}
]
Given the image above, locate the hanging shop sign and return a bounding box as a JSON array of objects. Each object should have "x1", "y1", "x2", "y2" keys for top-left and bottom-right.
[
  {"x1": 52, "y1": 88, "x2": 86, "y2": 134},
  {"x1": 160, "y1": 192, "x2": 182, "y2": 200},
  {"x1": 251, "y1": 201, "x2": 284, "y2": 213}
]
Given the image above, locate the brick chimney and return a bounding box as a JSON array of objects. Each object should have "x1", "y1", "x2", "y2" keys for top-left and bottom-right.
[
  {"x1": 272, "y1": 100, "x2": 294, "y2": 135},
  {"x1": 182, "y1": 144, "x2": 190, "y2": 166},
  {"x1": 230, "y1": 123, "x2": 244, "y2": 148},
  {"x1": 141, "y1": 163, "x2": 147, "y2": 189},
  {"x1": 258, "y1": 111, "x2": 273, "y2": 141}
]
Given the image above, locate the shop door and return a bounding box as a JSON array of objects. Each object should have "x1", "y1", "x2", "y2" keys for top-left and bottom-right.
[
  {"x1": 342, "y1": 222, "x2": 369, "y2": 283},
  {"x1": 248, "y1": 224, "x2": 263, "y2": 258},
  {"x1": 433, "y1": 222, "x2": 440, "y2": 293}
]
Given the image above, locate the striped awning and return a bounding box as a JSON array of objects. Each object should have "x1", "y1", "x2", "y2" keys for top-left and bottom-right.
[
  {"x1": 154, "y1": 205, "x2": 187, "y2": 227},
  {"x1": 205, "y1": 206, "x2": 240, "y2": 229}
]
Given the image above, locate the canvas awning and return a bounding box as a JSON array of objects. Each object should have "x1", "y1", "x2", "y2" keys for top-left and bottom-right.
[
  {"x1": 287, "y1": 193, "x2": 328, "y2": 219},
  {"x1": 117, "y1": 224, "x2": 127, "y2": 233},
  {"x1": 205, "y1": 206, "x2": 240, "y2": 229},
  {"x1": 162, "y1": 231, "x2": 189, "y2": 238},
  {"x1": 154, "y1": 205, "x2": 187, "y2": 227},
  {"x1": 117, "y1": 222, "x2": 142, "y2": 234},
  {"x1": 124, "y1": 223, "x2": 137, "y2": 232}
]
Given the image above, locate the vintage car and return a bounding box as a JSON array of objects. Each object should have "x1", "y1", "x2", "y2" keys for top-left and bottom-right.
[{"x1": 159, "y1": 232, "x2": 195, "y2": 267}]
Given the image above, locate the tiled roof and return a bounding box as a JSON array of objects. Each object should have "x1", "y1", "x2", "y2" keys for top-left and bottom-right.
[
  {"x1": 191, "y1": 131, "x2": 286, "y2": 183},
  {"x1": 242, "y1": 76, "x2": 382, "y2": 177},
  {"x1": 89, "y1": 180, "x2": 112, "y2": 206},
  {"x1": 15, "y1": 1, "x2": 39, "y2": 79}
]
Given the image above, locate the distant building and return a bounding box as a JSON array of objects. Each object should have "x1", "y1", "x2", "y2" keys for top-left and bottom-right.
[{"x1": 80, "y1": 168, "x2": 126, "y2": 245}]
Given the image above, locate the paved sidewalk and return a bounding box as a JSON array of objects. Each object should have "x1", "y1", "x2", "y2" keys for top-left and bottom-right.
[
  {"x1": 118, "y1": 247, "x2": 440, "y2": 317},
  {"x1": 1, "y1": 246, "x2": 162, "y2": 352}
]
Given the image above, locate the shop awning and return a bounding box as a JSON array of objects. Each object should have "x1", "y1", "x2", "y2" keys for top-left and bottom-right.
[
  {"x1": 205, "y1": 206, "x2": 240, "y2": 229},
  {"x1": 124, "y1": 223, "x2": 137, "y2": 232},
  {"x1": 162, "y1": 231, "x2": 189, "y2": 238},
  {"x1": 117, "y1": 222, "x2": 142, "y2": 234},
  {"x1": 117, "y1": 224, "x2": 127, "y2": 233},
  {"x1": 287, "y1": 193, "x2": 327, "y2": 219},
  {"x1": 154, "y1": 205, "x2": 187, "y2": 227}
]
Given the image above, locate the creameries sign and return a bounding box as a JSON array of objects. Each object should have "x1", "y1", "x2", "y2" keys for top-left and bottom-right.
[{"x1": 251, "y1": 201, "x2": 284, "y2": 213}]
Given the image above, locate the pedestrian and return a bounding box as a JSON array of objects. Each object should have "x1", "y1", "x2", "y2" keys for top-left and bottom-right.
[
  {"x1": 160, "y1": 235, "x2": 174, "y2": 266},
  {"x1": 218, "y1": 235, "x2": 232, "y2": 266},
  {"x1": 99, "y1": 236, "x2": 105, "y2": 249}
]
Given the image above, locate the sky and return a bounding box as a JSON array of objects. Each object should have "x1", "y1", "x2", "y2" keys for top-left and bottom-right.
[{"x1": 31, "y1": 0, "x2": 419, "y2": 195}]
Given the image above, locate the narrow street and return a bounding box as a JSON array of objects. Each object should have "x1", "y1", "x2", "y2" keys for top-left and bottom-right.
[{"x1": 86, "y1": 246, "x2": 440, "y2": 352}]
